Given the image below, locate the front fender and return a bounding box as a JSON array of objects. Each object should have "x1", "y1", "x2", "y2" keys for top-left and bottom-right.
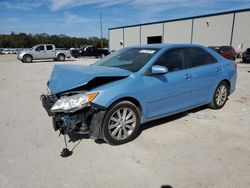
[
  {"x1": 18, "y1": 52, "x2": 29, "y2": 60},
  {"x1": 90, "y1": 76, "x2": 147, "y2": 119}
]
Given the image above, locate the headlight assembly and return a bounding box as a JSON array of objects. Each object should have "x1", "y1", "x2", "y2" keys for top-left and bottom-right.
[{"x1": 50, "y1": 92, "x2": 98, "y2": 113}]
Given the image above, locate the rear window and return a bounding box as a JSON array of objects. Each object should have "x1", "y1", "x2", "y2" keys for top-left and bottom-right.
[
  {"x1": 185, "y1": 47, "x2": 217, "y2": 67},
  {"x1": 220, "y1": 46, "x2": 231, "y2": 51},
  {"x1": 46, "y1": 45, "x2": 53, "y2": 50}
]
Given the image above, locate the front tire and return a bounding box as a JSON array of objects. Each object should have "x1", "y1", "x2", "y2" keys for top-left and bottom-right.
[
  {"x1": 102, "y1": 101, "x2": 141, "y2": 145},
  {"x1": 22, "y1": 55, "x2": 32, "y2": 63},
  {"x1": 209, "y1": 81, "x2": 229, "y2": 109}
]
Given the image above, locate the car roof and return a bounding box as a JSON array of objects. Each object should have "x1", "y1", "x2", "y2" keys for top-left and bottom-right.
[{"x1": 130, "y1": 43, "x2": 205, "y2": 50}]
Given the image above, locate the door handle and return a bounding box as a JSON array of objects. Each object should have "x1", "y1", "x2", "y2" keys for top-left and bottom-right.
[
  {"x1": 216, "y1": 67, "x2": 222, "y2": 72},
  {"x1": 184, "y1": 74, "x2": 192, "y2": 80}
]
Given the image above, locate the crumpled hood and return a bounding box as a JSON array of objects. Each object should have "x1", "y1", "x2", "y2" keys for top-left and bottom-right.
[{"x1": 48, "y1": 64, "x2": 132, "y2": 94}]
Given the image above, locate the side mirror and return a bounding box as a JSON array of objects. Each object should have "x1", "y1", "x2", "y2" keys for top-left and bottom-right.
[{"x1": 151, "y1": 65, "x2": 168, "y2": 75}]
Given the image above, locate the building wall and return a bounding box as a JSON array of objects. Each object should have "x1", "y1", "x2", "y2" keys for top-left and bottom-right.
[
  {"x1": 141, "y1": 23, "x2": 163, "y2": 44},
  {"x1": 109, "y1": 28, "x2": 123, "y2": 51},
  {"x1": 109, "y1": 10, "x2": 250, "y2": 51},
  {"x1": 232, "y1": 11, "x2": 250, "y2": 51},
  {"x1": 163, "y1": 20, "x2": 192, "y2": 44},
  {"x1": 124, "y1": 26, "x2": 141, "y2": 47},
  {"x1": 192, "y1": 14, "x2": 234, "y2": 46}
]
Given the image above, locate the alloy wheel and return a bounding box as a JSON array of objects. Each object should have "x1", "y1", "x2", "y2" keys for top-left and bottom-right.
[
  {"x1": 108, "y1": 107, "x2": 136, "y2": 140},
  {"x1": 25, "y1": 56, "x2": 32, "y2": 63},
  {"x1": 215, "y1": 84, "x2": 227, "y2": 106}
]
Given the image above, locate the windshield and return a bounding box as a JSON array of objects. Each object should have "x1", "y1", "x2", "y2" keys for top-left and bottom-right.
[
  {"x1": 80, "y1": 45, "x2": 88, "y2": 50},
  {"x1": 94, "y1": 47, "x2": 159, "y2": 72},
  {"x1": 30, "y1": 45, "x2": 38, "y2": 50}
]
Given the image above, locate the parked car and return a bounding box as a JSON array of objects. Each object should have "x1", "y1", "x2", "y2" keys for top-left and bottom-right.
[
  {"x1": 3, "y1": 49, "x2": 12, "y2": 54},
  {"x1": 17, "y1": 44, "x2": 71, "y2": 63},
  {"x1": 242, "y1": 48, "x2": 250, "y2": 63},
  {"x1": 209, "y1": 46, "x2": 236, "y2": 61},
  {"x1": 41, "y1": 44, "x2": 237, "y2": 145},
  {"x1": 70, "y1": 45, "x2": 109, "y2": 58}
]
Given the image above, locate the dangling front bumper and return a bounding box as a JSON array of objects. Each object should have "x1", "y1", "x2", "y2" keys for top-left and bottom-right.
[{"x1": 40, "y1": 94, "x2": 106, "y2": 139}]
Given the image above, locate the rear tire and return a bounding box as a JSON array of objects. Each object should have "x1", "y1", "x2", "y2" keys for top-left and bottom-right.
[
  {"x1": 209, "y1": 81, "x2": 229, "y2": 109},
  {"x1": 22, "y1": 55, "x2": 32, "y2": 63},
  {"x1": 57, "y1": 54, "x2": 65, "y2": 61},
  {"x1": 102, "y1": 101, "x2": 140, "y2": 145}
]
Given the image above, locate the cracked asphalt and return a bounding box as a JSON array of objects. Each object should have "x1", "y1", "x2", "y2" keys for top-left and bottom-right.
[{"x1": 0, "y1": 55, "x2": 249, "y2": 188}]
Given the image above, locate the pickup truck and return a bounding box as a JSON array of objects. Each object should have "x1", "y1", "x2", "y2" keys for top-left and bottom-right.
[
  {"x1": 70, "y1": 45, "x2": 109, "y2": 58},
  {"x1": 242, "y1": 48, "x2": 250, "y2": 63},
  {"x1": 17, "y1": 44, "x2": 71, "y2": 63}
]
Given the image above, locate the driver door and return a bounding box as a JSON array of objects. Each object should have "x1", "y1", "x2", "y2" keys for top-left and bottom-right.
[
  {"x1": 143, "y1": 48, "x2": 193, "y2": 119},
  {"x1": 34, "y1": 45, "x2": 46, "y2": 59},
  {"x1": 85, "y1": 46, "x2": 93, "y2": 56}
]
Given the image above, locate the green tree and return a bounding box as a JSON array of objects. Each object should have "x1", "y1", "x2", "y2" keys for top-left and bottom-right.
[{"x1": 0, "y1": 33, "x2": 109, "y2": 49}]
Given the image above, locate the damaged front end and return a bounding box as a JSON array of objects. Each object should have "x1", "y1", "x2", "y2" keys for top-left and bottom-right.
[
  {"x1": 40, "y1": 92, "x2": 106, "y2": 139},
  {"x1": 40, "y1": 64, "x2": 131, "y2": 141}
]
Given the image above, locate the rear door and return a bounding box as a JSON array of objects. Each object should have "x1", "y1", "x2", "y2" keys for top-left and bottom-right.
[
  {"x1": 92, "y1": 46, "x2": 99, "y2": 56},
  {"x1": 46, "y1": 45, "x2": 55, "y2": 58},
  {"x1": 184, "y1": 47, "x2": 221, "y2": 105},
  {"x1": 143, "y1": 48, "x2": 193, "y2": 119}
]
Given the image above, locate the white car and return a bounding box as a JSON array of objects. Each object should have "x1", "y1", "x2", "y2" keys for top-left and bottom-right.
[{"x1": 17, "y1": 44, "x2": 71, "y2": 63}]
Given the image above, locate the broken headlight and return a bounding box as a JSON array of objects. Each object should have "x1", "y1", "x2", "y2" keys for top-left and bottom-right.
[{"x1": 50, "y1": 92, "x2": 98, "y2": 113}]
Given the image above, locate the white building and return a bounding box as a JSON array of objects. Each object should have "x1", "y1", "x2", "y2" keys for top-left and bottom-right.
[{"x1": 109, "y1": 8, "x2": 250, "y2": 52}]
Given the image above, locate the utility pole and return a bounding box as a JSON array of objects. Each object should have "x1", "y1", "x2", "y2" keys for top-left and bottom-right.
[{"x1": 100, "y1": 9, "x2": 103, "y2": 48}]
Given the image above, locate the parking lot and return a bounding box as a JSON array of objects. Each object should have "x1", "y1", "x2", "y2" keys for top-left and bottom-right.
[{"x1": 0, "y1": 54, "x2": 249, "y2": 188}]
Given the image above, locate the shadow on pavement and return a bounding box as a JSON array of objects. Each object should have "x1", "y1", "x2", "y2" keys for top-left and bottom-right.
[
  {"x1": 67, "y1": 132, "x2": 89, "y2": 142},
  {"x1": 67, "y1": 105, "x2": 208, "y2": 144},
  {"x1": 61, "y1": 105, "x2": 208, "y2": 157},
  {"x1": 30, "y1": 59, "x2": 77, "y2": 63},
  {"x1": 140, "y1": 105, "x2": 208, "y2": 133},
  {"x1": 161, "y1": 185, "x2": 173, "y2": 188}
]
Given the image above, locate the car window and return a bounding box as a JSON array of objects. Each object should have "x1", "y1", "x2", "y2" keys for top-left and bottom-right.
[
  {"x1": 220, "y1": 46, "x2": 229, "y2": 51},
  {"x1": 185, "y1": 47, "x2": 217, "y2": 67},
  {"x1": 46, "y1": 45, "x2": 53, "y2": 50},
  {"x1": 154, "y1": 48, "x2": 185, "y2": 72},
  {"x1": 35, "y1": 45, "x2": 45, "y2": 51},
  {"x1": 85, "y1": 47, "x2": 92, "y2": 52}
]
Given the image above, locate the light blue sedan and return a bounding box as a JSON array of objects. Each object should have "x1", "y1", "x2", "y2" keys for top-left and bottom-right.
[{"x1": 41, "y1": 44, "x2": 237, "y2": 145}]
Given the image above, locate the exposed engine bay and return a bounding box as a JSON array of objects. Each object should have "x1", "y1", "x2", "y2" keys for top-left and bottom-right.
[{"x1": 41, "y1": 93, "x2": 106, "y2": 139}]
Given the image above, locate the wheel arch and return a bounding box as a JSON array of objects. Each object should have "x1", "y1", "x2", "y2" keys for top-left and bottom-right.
[
  {"x1": 107, "y1": 96, "x2": 144, "y2": 122},
  {"x1": 57, "y1": 53, "x2": 65, "y2": 57},
  {"x1": 23, "y1": 53, "x2": 33, "y2": 59},
  {"x1": 221, "y1": 79, "x2": 231, "y2": 94}
]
